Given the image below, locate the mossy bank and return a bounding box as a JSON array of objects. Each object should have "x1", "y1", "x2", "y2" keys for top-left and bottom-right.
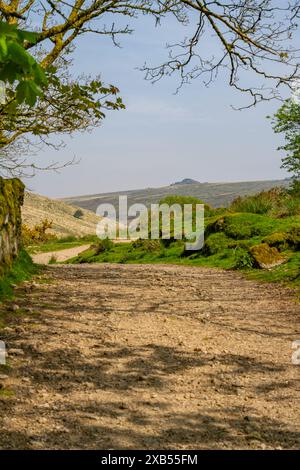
[
  {"x1": 0, "y1": 177, "x2": 24, "y2": 279},
  {"x1": 0, "y1": 178, "x2": 38, "y2": 302}
]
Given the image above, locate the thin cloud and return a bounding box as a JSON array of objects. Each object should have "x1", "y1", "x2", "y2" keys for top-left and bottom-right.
[{"x1": 128, "y1": 98, "x2": 213, "y2": 123}]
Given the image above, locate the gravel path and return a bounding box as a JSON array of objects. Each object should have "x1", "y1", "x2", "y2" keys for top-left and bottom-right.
[
  {"x1": 32, "y1": 245, "x2": 91, "y2": 264},
  {"x1": 0, "y1": 263, "x2": 299, "y2": 449}
]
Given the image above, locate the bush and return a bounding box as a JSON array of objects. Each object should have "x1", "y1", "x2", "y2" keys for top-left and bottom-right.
[
  {"x1": 92, "y1": 238, "x2": 114, "y2": 254},
  {"x1": 288, "y1": 227, "x2": 300, "y2": 250},
  {"x1": 202, "y1": 233, "x2": 230, "y2": 256},
  {"x1": 233, "y1": 248, "x2": 255, "y2": 269},
  {"x1": 230, "y1": 188, "x2": 285, "y2": 215},
  {"x1": 263, "y1": 232, "x2": 290, "y2": 251},
  {"x1": 154, "y1": 195, "x2": 210, "y2": 241},
  {"x1": 132, "y1": 239, "x2": 161, "y2": 252},
  {"x1": 73, "y1": 209, "x2": 84, "y2": 219},
  {"x1": 230, "y1": 187, "x2": 300, "y2": 218},
  {"x1": 275, "y1": 197, "x2": 300, "y2": 217},
  {"x1": 263, "y1": 227, "x2": 300, "y2": 251},
  {"x1": 22, "y1": 219, "x2": 56, "y2": 246},
  {"x1": 288, "y1": 179, "x2": 300, "y2": 197},
  {"x1": 68, "y1": 239, "x2": 113, "y2": 263},
  {"x1": 159, "y1": 195, "x2": 212, "y2": 214}
]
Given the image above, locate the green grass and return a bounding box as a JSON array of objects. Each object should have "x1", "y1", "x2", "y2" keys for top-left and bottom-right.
[
  {"x1": 27, "y1": 234, "x2": 99, "y2": 254},
  {"x1": 66, "y1": 212, "x2": 300, "y2": 289},
  {"x1": 247, "y1": 251, "x2": 300, "y2": 285},
  {"x1": 0, "y1": 388, "x2": 14, "y2": 398},
  {"x1": 0, "y1": 250, "x2": 39, "y2": 302},
  {"x1": 230, "y1": 187, "x2": 300, "y2": 217}
]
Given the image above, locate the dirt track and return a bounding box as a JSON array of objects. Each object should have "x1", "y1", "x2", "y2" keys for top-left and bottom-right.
[
  {"x1": 32, "y1": 244, "x2": 91, "y2": 264},
  {"x1": 0, "y1": 263, "x2": 299, "y2": 449}
]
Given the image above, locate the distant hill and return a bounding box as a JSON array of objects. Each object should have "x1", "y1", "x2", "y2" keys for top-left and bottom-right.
[
  {"x1": 22, "y1": 192, "x2": 101, "y2": 237},
  {"x1": 61, "y1": 178, "x2": 291, "y2": 213},
  {"x1": 171, "y1": 178, "x2": 200, "y2": 185}
]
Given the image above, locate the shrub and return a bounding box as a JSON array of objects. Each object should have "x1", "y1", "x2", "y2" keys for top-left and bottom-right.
[
  {"x1": 202, "y1": 233, "x2": 230, "y2": 256},
  {"x1": 92, "y1": 238, "x2": 113, "y2": 254},
  {"x1": 263, "y1": 227, "x2": 300, "y2": 251},
  {"x1": 263, "y1": 232, "x2": 290, "y2": 251},
  {"x1": 275, "y1": 197, "x2": 300, "y2": 217},
  {"x1": 132, "y1": 239, "x2": 161, "y2": 252},
  {"x1": 48, "y1": 255, "x2": 57, "y2": 264},
  {"x1": 22, "y1": 219, "x2": 56, "y2": 246},
  {"x1": 154, "y1": 195, "x2": 210, "y2": 241},
  {"x1": 230, "y1": 188, "x2": 286, "y2": 215},
  {"x1": 159, "y1": 195, "x2": 212, "y2": 214},
  {"x1": 288, "y1": 227, "x2": 300, "y2": 250},
  {"x1": 230, "y1": 187, "x2": 300, "y2": 218},
  {"x1": 288, "y1": 179, "x2": 300, "y2": 197},
  {"x1": 234, "y1": 248, "x2": 255, "y2": 269},
  {"x1": 73, "y1": 209, "x2": 84, "y2": 219},
  {"x1": 68, "y1": 239, "x2": 113, "y2": 263}
]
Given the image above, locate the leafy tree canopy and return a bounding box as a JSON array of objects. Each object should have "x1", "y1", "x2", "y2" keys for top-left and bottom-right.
[
  {"x1": 0, "y1": 1, "x2": 300, "y2": 175},
  {"x1": 0, "y1": 21, "x2": 47, "y2": 106},
  {"x1": 272, "y1": 99, "x2": 300, "y2": 179}
]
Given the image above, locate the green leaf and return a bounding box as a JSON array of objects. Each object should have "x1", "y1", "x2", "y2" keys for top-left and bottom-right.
[
  {"x1": 32, "y1": 62, "x2": 48, "y2": 86},
  {"x1": 7, "y1": 41, "x2": 35, "y2": 68},
  {"x1": 0, "y1": 35, "x2": 8, "y2": 59},
  {"x1": 15, "y1": 80, "x2": 28, "y2": 103},
  {"x1": 0, "y1": 62, "x2": 19, "y2": 83},
  {"x1": 17, "y1": 30, "x2": 39, "y2": 45}
]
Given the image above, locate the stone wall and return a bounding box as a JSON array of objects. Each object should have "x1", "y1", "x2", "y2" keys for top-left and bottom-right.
[{"x1": 0, "y1": 177, "x2": 25, "y2": 278}]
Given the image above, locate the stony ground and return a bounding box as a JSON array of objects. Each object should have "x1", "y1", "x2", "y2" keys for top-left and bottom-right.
[{"x1": 0, "y1": 263, "x2": 299, "y2": 450}]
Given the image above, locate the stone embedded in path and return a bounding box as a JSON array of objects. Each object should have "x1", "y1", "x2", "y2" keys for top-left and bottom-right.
[{"x1": 250, "y1": 243, "x2": 287, "y2": 269}]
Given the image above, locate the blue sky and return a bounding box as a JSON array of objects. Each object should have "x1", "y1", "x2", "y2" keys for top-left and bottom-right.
[{"x1": 28, "y1": 13, "x2": 291, "y2": 198}]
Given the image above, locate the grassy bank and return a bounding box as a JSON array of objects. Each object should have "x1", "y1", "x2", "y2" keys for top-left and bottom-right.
[
  {"x1": 27, "y1": 234, "x2": 98, "y2": 255},
  {"x1": 68, "y1": 191, "x2": 300, "y2": 287},
  {"x1": 0, "y1": 250, "x2": 39, "y2": 301},
  {"x1": 66, "y1": 238, "x2": 300, "y2": 287}
]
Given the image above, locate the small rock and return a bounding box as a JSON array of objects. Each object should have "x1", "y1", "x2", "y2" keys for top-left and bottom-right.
[
  {"x1": 250, "y1": 243, "x2": 286, "y2": 270},
  {"x1": 8, "y1": 304, "x2": 20, "y2": 312},
  {"x1": 3, "y1": 327, "x2": 14, "y2": 333},
  {"x1": 0, "y1": 374, "x2": 9, "y2": 380},
  {"x1": 22, "y1": 377, "x2": 31, "y2": 383},
  {"x1": 24, "y1": 307, "x2": 34, "y2": 314},
  {"x1": 9, "y1": 348, "x2": 24, "y2": 356}
]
